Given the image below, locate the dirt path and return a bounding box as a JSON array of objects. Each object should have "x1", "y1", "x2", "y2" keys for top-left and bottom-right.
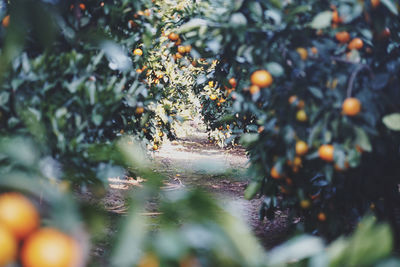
[{"x1": 152, "y1": 130, "x2": 290, "y2": 249}]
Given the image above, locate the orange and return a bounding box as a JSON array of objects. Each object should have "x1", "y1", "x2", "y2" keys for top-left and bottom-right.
[
  {"x1": 297, "y1": 100, "x2": 305, "y2": 109},
  {"x1": 288, "y1": 95, "x2": 298, "y2": 104},
  {"x1": 175, "y1": 52, "x2": 183, "y2": 59},
  {"x1": 0, "y1": 193, "x2": 39, "y2": 240},
  {"x1": 0, "y1": 224, "x2": 17, "y2": 266},
  {"x1": 21, "y1": 228, "x2": 80, "y2": 267},
  {"x1": 300, "y1": 200, "x2": 311, "y2": 209},
  {"x1": 175, "y1": 38, "x2": 182, "y2": 46},
  {"x1": 371, "y1": 0, "x2": 380, "y2": 8},
  {"x1": 2, "y1": 15, "x2": 10, "y2": 27},
  {"x1": 250, "y1": 70, "x2": 273, "y2": 88},
  {"x1": 332, "y1": 10, "x2": 342, "y2": 24},
  {"x1": 79, "y1": 3, "x2": 86, "y2": 10},
  {"x1": 249, "y1": 85, "x2": 260, "y2": 95},
  {"x1": 318, "y1": 144, "x2": 334, "y2": 162},
  {"x1": 348, "y1": 38, "x2": 364, "y2": 50},
  {"x1": 311, "y1": 47, "x2": 318, "y2": 55},
  {"x1": 168, "y1": 32, "x2": 179, "y2": 41},
  {"x1": 296, "y1": 47, "x2": 308, "y2": 60},
  {"x1": 334, "y1": 161, "x2": 350, "y2": 171},
  {"x1": 184, "y1": 45, "x2": 192, "y2": 53},
  {"x1": 295, "y1": 141, "x2": 308, "y2": 156},
  {"x1": 228, "y1": 78, "x2": 237, "y2": 88},
  {"x1": 177, "y1": 45, "x2": 186, "y2": 54},
  {"x1": 144, "y1": 9, "x2": 151, "y2": 17},
  {"x1": 258, "y1": 126, "x2": 265, "y2": 133},
  {"x1": 135, "y1": 107, "x2": 144, "y2": 115},
  {"x1": 342, "y1": 97, "x2": 361, "y2": 116},
  {"x1": 335, "y1": 31, "x2": 350, "y2": 43},
  {"x1": 380, "y1": 28, "x2": 391, "y2": 39},
  {"x1": 270, "y1": 167, "x2": 282, "y2": 179},
  {"x1": 318, "y1": 212, "x2": 327, "y2": 221},
  {"x1": 210, "y1": 94, "x2": 217, "y2": 101},
  {"x1": 296, "y1": 110, "x2": 307, "y2": 122},
  {"x1": 138, "y1": 253, "x2": 159, "y2": 267},
  {"x1": 128, "y1": 20, "x2": 137, "y2": 28},
  {"x1": 133, "y1": 48, "x2": 143, "y2": 56}
]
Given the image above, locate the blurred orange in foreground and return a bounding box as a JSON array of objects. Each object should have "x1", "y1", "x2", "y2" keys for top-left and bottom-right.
[
  {"x1": 21, "y1": 228, "x2": 81, "y2": 267},
  {"x1": 0, "y1": 224, "x2": 17, "y2": 266},
  {"x1": 0, "y1": 193, "x2": 40, "y2": 239}
]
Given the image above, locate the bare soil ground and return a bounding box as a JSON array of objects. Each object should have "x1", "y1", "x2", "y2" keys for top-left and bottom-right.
[{"x1": 152, "y1": 131, "x2": 291, "y2": 249}]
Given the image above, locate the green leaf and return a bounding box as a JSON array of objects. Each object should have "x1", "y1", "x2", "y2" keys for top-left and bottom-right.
[
  {"x1": 229, "y1": 13, "x2": 247, "y2": 28},
  {"x1": 382, "y1": 113, "x2": 400, "y2": 131},
  {"x1": 266, "y1": 62, "x2": 284, "y2": 77},
  {"x1": 354, "y1": 126, "x2": 372, "y2": 152},
  {"x1": 244, "y1": 182, "x2": 260, "y2": 200},
  {"x1": 308, "y1": 86, "x2": 323, "y2": 99},
  {"x1": 380, "y1": 0, "x2": 398, "y2": 15},
  {"x1": 309, "y1": 11, "x2": 333, "y2": 29},
  {"x1": 240, "y1": 133, "x2": 259, "y2": 146}
]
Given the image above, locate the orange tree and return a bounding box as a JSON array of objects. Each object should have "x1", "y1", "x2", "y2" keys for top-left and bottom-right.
[
  {"x1": 0, "y1": 0, "x2": 183, "y2": 186},
  {"x1": 179, "y1": 0, "x2": 400, "y2": 239}
]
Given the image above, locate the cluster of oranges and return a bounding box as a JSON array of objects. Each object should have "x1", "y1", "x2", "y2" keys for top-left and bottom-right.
[
  {"x1": 0, "y1": 193, "x2": 80, "y2": 267},
  {"x1": 167, "y1": 32, "x2": 192, "y2": 60}
]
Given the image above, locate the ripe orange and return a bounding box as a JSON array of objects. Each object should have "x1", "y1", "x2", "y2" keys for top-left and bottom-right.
[
  {"x1": 21, "y1": 228, "x2": 80, "y2": 267},
  {"x1": 250, "y1": 70, "x2": 273, "y2": 88},
  {"x1": 79, "y1": 3, "x2": 86, "y2": 10},
  {"x1": 175, "y1": 52, "x2": 183, "y2": 59},
  {"x1": 0, "y1": 193, "x2": 39, "y2": 240},
  {"x1": 295, "y1": 141, "x2": 308, "y2": 156},
  {"x1": 270, "y1": 167, "x2": 282, "y2": 179},
  {"x1": 168, "y1": 32, "x2": 179, "y2": 41},
  {"x1": 288, "y1": 95, "x2": 298, "y2": 104},
  {"x1": 296, "y1": 47, "x2": 308, "y2": 60},
  {"x1": 335, "y1": 31, "x2": 350, "y2": 43},
  {"x1": 380, "y1": 28, "x2": 391, "y2": 39},
  {"x1": 133, "y1": 48, "x2": 143, "y2": 56},
  {"x1": 297, "y1": 100, "x2": 305, "y2": 109},
  {"x1": 2, "y1": 15, "x2": 10, "y2": 27},
  {"x1": 177, "y1": 45, "x2": 186, "y2": 54},
  {"x1": 300, "y1": 200, "x2": 311, "y2": 209},
  {"x1": 318, "y1": 212, "x2": 327, "y2": 222},
  {"x1": 228, "y1": 78, "x2": 237, "y2": 88},
  {"x1": 318, "y1": 144, "x2": 334, "y2": 162},
  {"x1": 311, "y1": 47, "x2": 318, "y2": 55},
  {"x1": 175, "y1": 38, "x2": 182, "y2": 46},
  {"x1": 249, "y1": 85, "x2": 260, "y2": 95},
  {"x1": 184, "y1": 45, "x2": 192, "y2": 53},
  {"x1": 342, "y1": 97, "x2": 361, "y2": 116},
  {"x1": 371, "y1": 0, "x2": 380, "y2": 8},
  {"x1": 135, "y1": 107, "x2": 144, "y2": 115},
  {"x1": 128, "y1": 20, "x2": 137, "y2": 28},
  {"x1": 296, "y1": 110, "x2": 307, "y2": 122},
  {"x1": 0, "y1": 224, "x2": 17, "y2": 266},
  {"x1": 348, "y1": 38, "x2": 364, "y2": 50},
  {"x1": 334, "y1": 161, "x2": 350, "y2": 171},
  {"x1": 210, "y1": 94, "x2": 217, "y2": 101},
  {"x1": 332, "y1": 10, "x2": 342, "y2": 24}
]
